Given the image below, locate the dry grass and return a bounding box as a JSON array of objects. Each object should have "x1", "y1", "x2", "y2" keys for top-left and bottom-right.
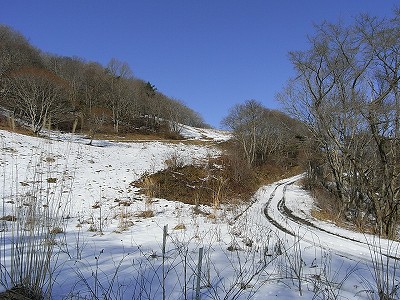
[
  {"x1": 134, "y1": 164, "x2": 220, "y2": 206},
  {"x1": 0, "y1": 285, "x2": 43, "y2": 300},
  {"x1": 0, "y1": 116, "x2": 35, "y2": 136},
  {"x1": 82, "y1": 124, "x2": 185, "y2": 142},
  {"x1": 136, "y1": 210, "x2": 154, "y2": 218},
  {"x1": 0, "y1": 215, "x2": 16, "y2": 222},
  {"x1": 91, "y1": 202, "x2": 101, "y2": 209},
  {"x1": 141, "y1": 175, "x2": 159, "y2": 199},
  {"x1": 173, "y1": 223, "x2": 186, "y2": 230},
  {"x1": 311, "y1": 209, "x2": 336, "y2": 223},
  {"x1": 49, "y1": 226, "x2": 64, "y2": 234},
  {"x1": 46, "y1": 177, "x2": 57, "y2": 183},
  {"x1": 0, "y1": 149, "x2": 72, "y2": 299},
  {"x1": 308, "y1": 184, "x2": 342, "y2": 223},
  {"x1": 0, "y1": 112, "x2": 219, "y2": 151},
  {"x1": 133, "y1": 154, "x2": 302, "y2": 207},
  {"x1": 45, "y1": 156, "x2": 56, "y2": 163},
  {"x1": 308, "y1": 184, "x2": 377, "y2": 235}
]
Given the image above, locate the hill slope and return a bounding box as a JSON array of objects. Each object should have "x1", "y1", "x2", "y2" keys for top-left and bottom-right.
[{"x1": 0, "y1": 128, "x2": 398, "y2": 299}]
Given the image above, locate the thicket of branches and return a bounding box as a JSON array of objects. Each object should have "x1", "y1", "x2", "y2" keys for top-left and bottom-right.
[
  {"x1": 279, "y1": 10, "x2": 400, "y2": 239},
  {"x1": 222, "y1": 99, "x2": 307, "y2": 170},
  {"x1": 0, "y1": 24, "x2": 207, "y2": 136}
]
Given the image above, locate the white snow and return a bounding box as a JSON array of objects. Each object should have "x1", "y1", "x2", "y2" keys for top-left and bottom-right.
[
  {"x1": 0, "y1": 128, "x2": 399, "y2": 299},
  {"x1": 179, "y1": 125, "x2": 232, "y2": 142}
]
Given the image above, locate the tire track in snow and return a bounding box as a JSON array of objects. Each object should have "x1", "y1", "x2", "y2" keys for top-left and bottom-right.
[
  {"x1": 263, "y1": 176, "x2": 400, "y2": 261},
  {"x1": 263, "y1": 181, "x2": 294, "y2": 236}
]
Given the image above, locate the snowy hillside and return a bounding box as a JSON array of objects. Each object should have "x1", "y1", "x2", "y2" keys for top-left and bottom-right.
[
  {"x1": 179, "y1": 125, "x2": 232, "y2": 142},
  {"x1": 0, "y1": 128, "x2": 399, "y2": 299}
]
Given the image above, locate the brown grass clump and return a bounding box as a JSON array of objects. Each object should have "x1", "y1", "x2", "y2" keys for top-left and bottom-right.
[
  {"x1": 173, "y1": 223, "x2": 186, "y2": 230},
  {"x1": 207, "y1": 214, "x2": 217, "y2": 220},
  {"x1": 134, "y1": 163, "x2": 225, "y2": 206},
  {"x1": 45, "y1": 156, "x2": 56, "y2": 163},
  {"x1": 308, "y1": 184, "x2": 376, "y2": 234},
  {"x1": 0, "y1": 114, "x2": 34, "y2": 136},
  {"x1": 49, "y1": 227, "x2": 64, "y2": 234},
  {"x1": 84, "y1": 124, "x2": 185, "y2": 142},
  {"x1": 133, "y1": 153, "x2": 302, "y2": 207},
  {"x1": 136, "y1": 210, "x2": 154, "y2": 218},
  {"x1": 311, "y1": 208, "x2": 336, "y2": 223},
  {"x1": 0, "y1": 285, "x2": 43, "y2": 300},
  {"x1": 46, "y1": 177, "x2": 57, "y2": 183},
  {"x1": 308, "y1": 184, "x2": 342, "y2": 222},
  {"x1": 0, "y1": 215, "x2": 17, "y2": 222},
  {"x1": 92, "y1": 202, "x2": 101, "y2": 209},
  {"x1": 141, "y1": 175, "x2": 159, "y2": 199}
]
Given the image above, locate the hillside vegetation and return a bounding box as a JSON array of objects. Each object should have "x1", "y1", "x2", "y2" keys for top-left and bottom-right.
[
  {"x1": 279, "y1": 10, "x2": 400, "y2": 239},
  {"x1": 0, "y1": 10, "x2": 400, "y2": 299},
  {"x1": 2, "y1": 8, "x2": 400, "y2": 241},
  {"x1": 0, "y1": 23, "x2": 308, "y2": 210},
  {"x1": 0, "y1": 24, "x2": 207, "y2": 139}
]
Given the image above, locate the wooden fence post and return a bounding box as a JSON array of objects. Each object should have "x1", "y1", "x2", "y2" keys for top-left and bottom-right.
[{"x1": 195, "y1": 247, "x2": 204, "y2": 300}]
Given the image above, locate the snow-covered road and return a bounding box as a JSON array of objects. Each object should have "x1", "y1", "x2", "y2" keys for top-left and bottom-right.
[{"x1": 263, "y1": 175, "x2": 400, "y2": 263}]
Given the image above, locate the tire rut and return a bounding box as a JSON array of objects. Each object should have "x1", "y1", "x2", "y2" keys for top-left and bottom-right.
[
  {"x1": 264, "y1": 179, "x2": 400, "y2": 261},
  {"x1": 263, "y1": 181, "x2": 294, "y2": 236}
]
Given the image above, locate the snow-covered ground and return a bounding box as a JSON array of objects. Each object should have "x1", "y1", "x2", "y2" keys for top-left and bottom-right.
[
  {"x1": 179, "y1": 125, "x2": 232, "y2": 142},
  {"x1": 0, "y1": 128, "x2": 398, "y2": 299}
]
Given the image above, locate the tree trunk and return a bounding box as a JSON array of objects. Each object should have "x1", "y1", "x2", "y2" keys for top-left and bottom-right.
[
  {"x1": 8, "y1": 115, "x2": 15, "y2": 131},
  {"x1": 72, "y1": 118, "x2": 78, "y2": 134}
]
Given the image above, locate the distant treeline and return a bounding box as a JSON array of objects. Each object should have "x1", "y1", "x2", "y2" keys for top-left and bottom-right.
[{"x1": 0, "y1": 24, "x2": 207, "y2": 135}]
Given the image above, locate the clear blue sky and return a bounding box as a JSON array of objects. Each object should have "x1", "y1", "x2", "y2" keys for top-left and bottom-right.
[{"x1": 1, "y1": 1, "x2": 398, "y2": 128}]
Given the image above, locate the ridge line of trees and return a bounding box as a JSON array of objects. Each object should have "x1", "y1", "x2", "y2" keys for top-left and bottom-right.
[{"x1": 0, "y1": 24, "x2": 207, "y2": 136}]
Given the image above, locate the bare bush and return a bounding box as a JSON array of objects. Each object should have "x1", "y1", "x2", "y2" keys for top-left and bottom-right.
[{"x1": 164, "y1": 151, "x2": 185, "y2": 169}]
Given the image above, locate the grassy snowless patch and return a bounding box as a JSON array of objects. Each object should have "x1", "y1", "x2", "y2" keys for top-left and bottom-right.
[
  {"x1": 0, "y1": 115, "x2": 185, "y2": 141},
  {"x1": 92, "y1": 130, "x2": 183, "y2": 142},
  {"x1": 0, "y1": 115, "x2": 35, "y2": 136},
  {"x1": 0, "y1": 285, "x2": 43, "y2": 300},
  {"x1": 134, "y1": 155, "x2": 302, "y2": 206}
]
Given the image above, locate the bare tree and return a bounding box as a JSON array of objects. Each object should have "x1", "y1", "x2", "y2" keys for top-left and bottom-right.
[
  {"x1": 105, "y1": 58, "x2": 133, "y2": 133},
  {"x1": 222, "y1": 100, "x2": 264, "y2": 166},
  {"x1": 87, "y1": 106, "x2": 111, "y2": 145},
  {"x1": 42, "y1": 54, "x2": 87, "y2": 132},
  {"x1": 0, "y1": 24, "x2": 208, "y2": 136},
  {"x1": 0, "y1": 25, "x2": 42, "y2": 78},
  {"x1": 223, "y1": 100, "x2": 300, "y2": 167},
  {"x1": 279, "y1": 10, "x2": 400, "y2": 238},
  {"x1": 78, "y1": 62, "x2": 110, "y2": 133},
  {"x1": 4, "y1": 67, "x2": 70, "y2": 134},
  {"x1": 0, "y1": 25, "x2": 43, "y2": 127}
]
